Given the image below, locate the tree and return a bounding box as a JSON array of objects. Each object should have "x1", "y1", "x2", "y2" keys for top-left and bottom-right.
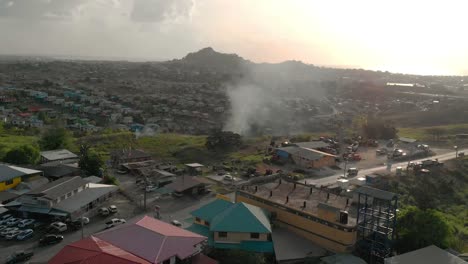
[
  {"x1": 206, "y1": 131, "x2": 242, "y2": 150},
  {"x1": 78, "y1": 145, "x2": 104, "y2": 176},
  {"x1": 2, "y1": 145, "x2": 40, "y2": 165},
  {"x1": 39, "y1": 127, "x2": 73, "y2": 150},
  {"x1": 396, "y1": 206, "x2": 453, "y2": 253}
]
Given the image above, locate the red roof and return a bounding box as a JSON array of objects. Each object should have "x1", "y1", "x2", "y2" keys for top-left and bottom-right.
[
  {"x1": 49, "y1": 236, "x2": 151, "y2": 264},
  {"x1": 17, "y1": 112, "x2": 32, "y2": 117},
  {"x1": 94, "y1": 216, "x2": 207, "y2": 263},
  {"x1": 29, "y1": 106, "x2": 41, "y2": 112}
]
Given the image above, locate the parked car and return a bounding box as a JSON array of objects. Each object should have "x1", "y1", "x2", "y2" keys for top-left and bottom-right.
[
  {"x1": 16, "y1": 229, "x2": 34, "y2": 240},
  {"x1": 49, "y1": 222, "x2": 67, "y2": 232},
  {"x1": 376, "y1": 148, "x2": 388, "y2": 155},
  {"x1": 1, "y1": 227, "x2": 19, "y2": 237},
  {"x1": 99, "y1": 207, "x2": 110, "y2": 216},
  {"x1": 109, "y1": 205, "x2": 118, "y2": 213},
  {"x1": 105, "y1": 218, "x2": 126, "y2": 229},
  {"x1": 223, "y1": 175, "x2": 237, "y2": 181},
  {"x1": 5, "y1": 251, "x2": 34, "y2": 264},
  {"x1": 6, "y1": 218, "x2": 21, "y2": 227},
  {"x1": 172, "y1": 191, "x2": 183, "y2": 198},
  {"x1": 18, "y1": 219, "x2": 35, "y2": 228},
  {"x1": 75, "y1": 217, "x2": 90, "y2": 225},
  {"x1": 5, "y1": 230, "x2": 22, "y2": 240},
  {"x1": 171, "y1": 220, "x2": 182, "y2": 227},
  {"x1": 146, "y1": 185, "x2": 158, "y2": 192},
  {"x1": 0, "y1": 214, "x2": 13, "y2": 225},
  {"x1": 39, "y1": 234, "x2": 64, "y2": 246},
  {"x1": 0, "y1": 225, "x2": 8, "y2": 231}
]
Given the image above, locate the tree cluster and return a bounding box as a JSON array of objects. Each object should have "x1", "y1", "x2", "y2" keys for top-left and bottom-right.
[
  {"x1": 2, "y1": 145, "x2": 40, "y2": 165},
  {"x1": 206, "y1": 131, "x2": 242, "y2": 150}
]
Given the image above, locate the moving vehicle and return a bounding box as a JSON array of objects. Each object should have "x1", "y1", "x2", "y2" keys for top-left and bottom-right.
[
  {"x1": 16, "y1": 229, "x2": 34, "y2": 240},
  {"x1": 18, "y1": 219, "x2": 35, "y2": 228},
  {"x1": 5, "y1": 230, "x2": 22, "y2": 240},
  {"x1": 99, "y1": 207, "x2": 110, "y2": 216},
  {"x1": 50, "y1": 222, "x2": 67, "y2": 232},
  {"x1": 39, "y1": 234, "x2": 64, "y2": 246},
  {"x1": 171, "y1": 220, "x2": 182, "y2": 227},
  {"x1": 347, "y1": 168, "x2": 359, "y2": 177},
  {"x1": 108, "y1": 205, "x2": 118, "y2": 213},
  {"x1": 105, "y1": 218, "x2": 126, "y2": 229},
  {"x1": 376, "y1": 148, "x2": 388, "y2": 155},
  {"x1": 146, "y1": 185, "x2": 158, "y2": 192},
  {"x1": 5, "y1": 251, "x2": 34, "y2": 264}
]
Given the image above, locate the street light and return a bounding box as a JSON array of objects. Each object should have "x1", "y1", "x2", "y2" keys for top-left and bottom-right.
[{"x1": 454, "y1": 145, "x2": 458, "y2": 159}]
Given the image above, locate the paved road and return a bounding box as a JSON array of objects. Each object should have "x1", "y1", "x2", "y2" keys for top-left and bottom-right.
[
  {"x1": 305, "y1": 149, "x2": 466, "y2": 186},
  {"x1": 0, "y1": 193, "x2": 225, "y2": 264}
]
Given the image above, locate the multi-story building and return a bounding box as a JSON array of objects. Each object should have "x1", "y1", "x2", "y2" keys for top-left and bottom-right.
[{"x1": 236, "y1": 179, "x2": 357, "y2": 253}]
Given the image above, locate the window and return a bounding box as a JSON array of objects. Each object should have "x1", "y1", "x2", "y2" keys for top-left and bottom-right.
[
  {"x1": 195, "y1": 217, "x2": 201, "y2": 222},
  {"x1": 66, "y1": 192, "x2": 72, "y2": 198},
  {"x1": 5, "y1": 179, "x2": 14, "y2": 185},
  {"x1": 218, "y1": 232, "x2": 227, "y2": 238},
  {"x1": 204, "y1": 220, "x2": 210, "y2": 226},
  {"x1": 250, "y1": 233, "x2": 260, "y2": 239}
]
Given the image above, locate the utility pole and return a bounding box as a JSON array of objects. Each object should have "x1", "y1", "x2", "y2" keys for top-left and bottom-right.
[{"x1": 454, "y1": 145, "x2": 458, "y2": 159}]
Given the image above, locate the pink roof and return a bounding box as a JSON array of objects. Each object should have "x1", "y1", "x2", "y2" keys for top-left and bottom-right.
[
  {"x1": 49, "y1": 236, "x2": 151, "y2": 264},
  {"x1": 94, "y1": 216, "x2": 206, "y2": 263}
]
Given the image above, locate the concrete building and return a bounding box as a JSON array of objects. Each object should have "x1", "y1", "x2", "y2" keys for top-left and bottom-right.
[{"x1": 236, "y1": 179, "x2": 357, "y2": 253}]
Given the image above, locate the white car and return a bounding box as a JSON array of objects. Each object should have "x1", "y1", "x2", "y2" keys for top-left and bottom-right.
[
  {"x1": 77, "y1": 217, "x2": 90, "y2": 225},
  {"x1": 105, "y1": 218, "x2": 126, "y2": 229},
  {"x1": 1, "y1": 227, "x2": 18, "y2": 236},
  {"x1": 18, "y1": 219, "x2": 35, "y2": 228},
  {"x1": 171, "y1": 220, "x2": 182, "y2": 227},
  {"x1": 108, "y1": 205, "x2": 118, "y2": 213},
  {"x1": 50, "y1": 222, "x2": 67, "y2": 232},
  {"x1": 0, "y1": 214, "x2": 13, "y2": 225},
  {"x1": 5, "y1": 229, "x2": 22, "y2": 240},
  {"x1": 223, "y1": 175, "x2": 237, "y2": 181},
  {"x1": 146, "y1": 185, "x2": 158, "y2": 192}
]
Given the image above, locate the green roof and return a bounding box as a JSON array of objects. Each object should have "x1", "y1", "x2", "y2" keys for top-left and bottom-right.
[
  {"x1": 190, "y1": 199, "x2": 233, "y2": 222},
  {"x1": 210, "y1": 202, "x2": 271, "y2": 233}
]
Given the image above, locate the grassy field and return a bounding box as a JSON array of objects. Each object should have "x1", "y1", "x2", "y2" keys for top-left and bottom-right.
[
  {"x1": 0, "y1": 134, "x2": 38, "y2": 159},
  {"x1": 398, "y1": 123, "x2": 468, "y2": 141}
]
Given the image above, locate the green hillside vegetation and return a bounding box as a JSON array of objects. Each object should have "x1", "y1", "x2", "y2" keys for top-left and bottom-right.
[
  {"x1": 0, "y1": 124, "x2": 38, "y2": 159},
  {"x1": 387, "y1": 158, "x2": 468, "y2": 252},
  {"x1": 398, "y1": 123, "x2": 468, "y2": 141}
]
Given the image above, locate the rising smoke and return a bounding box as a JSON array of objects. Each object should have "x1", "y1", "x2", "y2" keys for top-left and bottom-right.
[{"x1": 224, "y1": 61, "x2": 327, "y2": 136}]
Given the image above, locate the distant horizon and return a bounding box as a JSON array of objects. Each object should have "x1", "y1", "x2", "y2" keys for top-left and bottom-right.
[{"x1": 0, "y1": 50, "x2": 464, "y2": 78}]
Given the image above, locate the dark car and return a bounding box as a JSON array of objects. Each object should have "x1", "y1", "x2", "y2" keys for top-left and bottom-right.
[
  {"x1": 6, "y1": 251, "x2": 34, "y2": 264},
  {"x1": 39, "y1": 234, "x2": 64, "y2": 246}
]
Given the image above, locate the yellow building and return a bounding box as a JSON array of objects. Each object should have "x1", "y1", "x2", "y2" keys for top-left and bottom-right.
[
  {"x1": 0, "y1": 165, "x2": 42, "y2": 191},
  {"x1": 236, "y1": 179, "x2": 357, "y2": 253}
]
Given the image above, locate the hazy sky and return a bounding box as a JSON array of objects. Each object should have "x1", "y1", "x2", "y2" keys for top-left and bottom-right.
[{"x1": 1, "y1": 0, "x2": 467, "y2": 75}]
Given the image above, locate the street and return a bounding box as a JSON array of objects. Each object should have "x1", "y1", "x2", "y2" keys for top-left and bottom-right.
[
  {"x1": 0, "y1": 192, "x2": 224, "y2": 264},
  {"x1": 305, "y1": 149, "x2": 465, "y2": 186}
]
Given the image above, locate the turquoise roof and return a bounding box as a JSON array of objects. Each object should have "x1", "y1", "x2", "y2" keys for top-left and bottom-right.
[
  {"x1": 210, "y1": 202, "x2": 271, "y2": 233},
  {"x1": 190, "y1": 199, "x2": 233, "y2": 222}
]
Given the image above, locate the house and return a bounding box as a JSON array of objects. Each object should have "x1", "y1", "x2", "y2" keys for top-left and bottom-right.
[
  {"x1": 165, "y1": 176, "x2": 207, "y2": 196},
  {"x1": 7, "y1": 176, "x2": 117, "y2": 220},
  {"x1": 0, "y1": 164, "x2": 43, "y2": 191},
  {"x1": 187, "y1": 199, "x2": 274, "y2": 253},
  {"x1": 384, "y1": 245, "x2": 466, "y2": 264},
  {"x1": 111, "y1": 149, "x2": 152, "y2": 167},
  {"x1": 37, "y1": 163, "x2": 81, "y2": 180},
  {"x1": 275, "y1": 146, "x2": 336, "y2": 169},
  {"x1": 50, "y1": 216, "x2": 218, "y2": 264},
  {"x1": 40, "y1": 149, "x2": 79, "y2": 164}
]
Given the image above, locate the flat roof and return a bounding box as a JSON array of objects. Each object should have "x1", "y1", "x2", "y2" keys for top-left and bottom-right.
[
  {"x1": 240, "y1": 179, "x2": 356, "y2": 226},
  {"x1": 357, "y1": 186, "x2": 397, "y2": 201},
  {"x1": 40, "y1": 149, "x2": 78, "y2": 161},
  {"x1": 54, "y1": 183, "x2": 118, "y2": 214}
]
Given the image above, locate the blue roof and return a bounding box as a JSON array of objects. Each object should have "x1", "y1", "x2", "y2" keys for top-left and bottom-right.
[
  {"x1": 210, "y1": 202, "x2": 271, "y2": 233},
  {"x1": 191, "y1": 199, "x2": 233, "y2": 222}
]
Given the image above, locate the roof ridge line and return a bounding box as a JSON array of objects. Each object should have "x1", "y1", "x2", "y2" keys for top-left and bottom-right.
[{"x1": 155, "y1": 235, "x2": 168, "y2": 263}]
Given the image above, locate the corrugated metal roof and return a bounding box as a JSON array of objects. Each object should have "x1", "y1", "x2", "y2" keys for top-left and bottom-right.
[
  {"x1": 191, "y1": 199, "x2": 233, "y2": 222},
  {"x1": 54, "y1": 183, "x2": 118, "y2": 214},
  {"x1": 384, "y1": 245, "x2": 466, "y2": 264},
  {"x1": 0, "y1": 164, "x2": 32, "y2": 182},
  {"x1": 210, "y1": 202, "x2": 271, "y2": 233},
  {"x1": 165, "y1": 176, "x2": 204, "y2": 192},
  {"x1": 94, "y1": 216, "x2": 206, "y2": 263},
  {"x1": 40, "y1": 149, "x2": 78, "y2": 161},
  {"x1": 27, "y1": 176, "x2": 88, "y2": 200}
]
